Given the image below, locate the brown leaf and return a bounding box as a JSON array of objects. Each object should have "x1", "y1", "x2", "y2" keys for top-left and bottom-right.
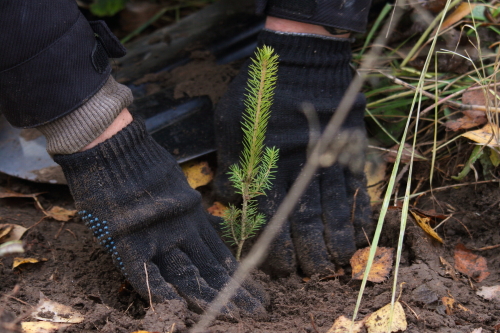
[
  {"x1": 207, "y1": 201, "x2": 228, "y2": 217},
  {"x1": 181, "y1": 161, "x2": 214, "y2": 189},
  {"x1": 445, "y1": 113, "x2": 487, "y2": 131},
  {"x1": 0, "y1": 224, "x2": 27, "y2": 243},
  {"x1": 440, "y1": 3, "x2": 475, "y2": 32},
  {"x1": 45, "y1": 206, "x2": 77, "y2": 222},
  {"x1": 410, "y1": 211, "x2": 444, "y2": 243},
  {"x1": 454, "y1": 243, "x2": 490, "y2": 282},
  {"x1": 411, "y1": 208, "x2": 448, "y2": 220},
  {"x1": 0, "y1": 187, "x2": 44, "y2": 199},
  {"x1": 462, "y1": 85, "x2": 500, "y2": 106},
  {"x1": 351, "y1": 247, "x2": 394, "y2": 283}
]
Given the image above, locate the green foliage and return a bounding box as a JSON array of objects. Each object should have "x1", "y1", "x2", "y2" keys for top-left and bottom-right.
[
  {"x1": 221, "y1": 45, "x2": 280, "y2": 261},
  {"x1": 90, "y1": 0, "x2": 127, "y2": 17}
]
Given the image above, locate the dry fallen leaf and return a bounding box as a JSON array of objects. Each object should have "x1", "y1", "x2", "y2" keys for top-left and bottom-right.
[
  {"x1": 440, "y1": 3, "x2": 476, "y2": 32},
  {"x1": 410, "y1": 211, "x2": 443, "y2": 243},
  {"x1": 0, "y1": 223, "x2": 27, "y2": 243},
  {"x1": 32, "y1": 292, "x2": 84, "y2": 323},
  {"x1": 32, "y1": 197, "x2": 77, "y2": 222},
  {"x1": 326, "y1": 315, "x2": 365, "y2": 333},
  {"x1": 365, "y1": 160, "x2": 386, "y2": 205},
  {"x1": 365, "y1": 302, "x2": 407, "y2": 333},
  {"x1": 442, "y1": 296, "x2": 456, "y2": 315},
  {"x1": 0, "y1": 187, "x2": 44, "y2": 199},
  {"x1": 454, "y1": 243, "x2": 490, "y2": 282},
  {"x1": 462, "y1": 123, "x2": 500, "y2": 147},
  {"x1": 476, "y1": 285, "x2": 500, "y2": 302},
  {"x1": 13, "y1": 257, "x2": 47, "y2": 269},
  {"x1": 351, "y1": 247, "x2": 394, "y2": 283},
  {"x1": 45, "y1": 206, "x2": 77, "y2": 222},
  {"x1": 207, "y1": 201, "x2": 228, "y2": 217},
  {"x1": 442, "y1": 296, "x2": 470, "y2": 314},
  {"x1": 21, "y1": 322, "x2": 70, "y2": 333},
  {"x1": 445, "y1": 109, "x2": 487, "y2": 131},
  {"x1": 181, "y1": 161, "x2": 214, "y2": 189}
]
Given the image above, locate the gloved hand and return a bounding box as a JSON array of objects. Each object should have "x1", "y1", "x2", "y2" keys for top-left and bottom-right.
[
  {"x1": 214, "y1": 30, "x2": 374, "y2": 277},
  {"x1": 55, "y1": 118, "x2": 268, "y2": 317}
]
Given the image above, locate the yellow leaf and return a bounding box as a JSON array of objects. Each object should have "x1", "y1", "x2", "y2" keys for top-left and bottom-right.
[
  {"x1": 13, "y1": 257, "x2": 47, "y2": 269},
  {"x1": 326, "y1": 315, "x2": 365, "y2": 333},
  {"x1": 365, "y1": 302, "x2": 407, "y2": 333},
  {"x1": 32, "y1": 293, "x2": 84, "y2": 323},
  {"x1": 365, "y1": 160, "x2": 386, "y2": 205},
  {"x1": 442, "y1": 296, "x2": 470, "y2": 315},
  {"x1": 0, "y1": 223, "x2": 27, "y2": 243},
  {"x1": 350, "y1": 247, "x2": 394, "y2": 283},
  {"x1": 0, "y1": 225, "x2": 13, "y2": 240},
  {"x1": 207, "y1": 201, "x2": 228, "y2": 217},
  {"x1": 21, "y1": 321, "x2": 70, "y2": 333},
  {"x1": 462, "y1": 123, "x2": 500, "y2": 147},
  {"x1": 45, "y1": 206, "x2": 77, "y2": 222},
  {"x1": 410, "y1": 211, "x2": 443, "y2": 243},
  {"x1": 181, "y1": 161, "x2": 213, "y2": 189}
]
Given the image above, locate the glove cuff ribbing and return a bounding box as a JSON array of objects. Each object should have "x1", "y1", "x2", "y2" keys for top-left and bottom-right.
[{"x1": 37, "y1": 76, "x2": 133, "y2": 156}]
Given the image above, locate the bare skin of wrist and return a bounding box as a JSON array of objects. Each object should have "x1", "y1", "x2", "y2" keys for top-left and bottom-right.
[
  {"x1": 265, "y1": 16, "x2": 350, "y2": 38},
  {"x1": 80, "y1": 108, "x2": 133, "y2": 151}
]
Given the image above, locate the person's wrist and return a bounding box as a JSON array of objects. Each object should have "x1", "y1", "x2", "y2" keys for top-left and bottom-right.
[
  {"x1": 80, "y1": 108, "x2": 133, "y2": 151},
  {"x1": 264, "y1": 16, "x2": 351, "y2": 39}
]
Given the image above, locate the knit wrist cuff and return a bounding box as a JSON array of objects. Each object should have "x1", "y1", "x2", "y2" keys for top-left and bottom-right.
[{"x1": 38, "y1": 76, "x2": 133, "y2": 156}]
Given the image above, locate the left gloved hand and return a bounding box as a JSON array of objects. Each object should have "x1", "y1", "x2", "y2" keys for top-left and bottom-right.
[{"x1": 214, "y1": 30, "x2": 374, "y2": 277}]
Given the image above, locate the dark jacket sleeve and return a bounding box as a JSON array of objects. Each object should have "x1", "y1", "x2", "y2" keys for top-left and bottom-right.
[
  {"x1": 0, "y1": 0, "x2": 126, "y2": 128},
  {"x1": 254, "y1": 0, "x2": 371, "y2": 33}
]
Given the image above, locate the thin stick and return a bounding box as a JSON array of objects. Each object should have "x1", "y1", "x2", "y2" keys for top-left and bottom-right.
[
  {"x1": 1, "y1": 293, "x2": 33, "y2": 307},
  {"x1": 379, "y1": 71, "x2": 500, "y2": 113},
  {"x1": 408, "y1": 179, "x2": 499, "y2": 199},
  {"x1": 309, "y1": 313, "x2": 320, "y2": 333},
  {"x1": 471, "y1": 244, "x2": 500, "y2": 251},
  {"x1": 144, "y1": 263, "x2": 154, "y2": 312}
]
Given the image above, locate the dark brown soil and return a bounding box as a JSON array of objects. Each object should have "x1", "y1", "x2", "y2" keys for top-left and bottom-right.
[{"x1": 1, "y1": 171, "x2": 500, "y2": 333}]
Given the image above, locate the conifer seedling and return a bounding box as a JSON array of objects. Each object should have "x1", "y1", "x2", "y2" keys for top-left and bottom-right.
[{"x1": 221, "y1": 45, "x2": 280, "y2": 261}]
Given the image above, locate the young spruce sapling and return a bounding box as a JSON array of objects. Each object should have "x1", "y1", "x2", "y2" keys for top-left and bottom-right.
[{"x1": 221, "y1": 45, "x2": 280, "y2": 261}]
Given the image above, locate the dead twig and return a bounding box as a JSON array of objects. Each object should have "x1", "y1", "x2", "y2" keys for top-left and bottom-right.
[
  {"x1": 470, "y1": 244, "x2": 500, "y2": 251},
  {"x1": 309, "y1": 313, "x2": 320, "y2": 333},
  {"x1": 144, "y1": 263, "x2": 154, "y2": 312}
]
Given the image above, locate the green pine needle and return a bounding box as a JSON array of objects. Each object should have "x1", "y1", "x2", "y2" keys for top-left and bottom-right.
[{"x1": 221, "y1": 45, "x2": 280, "y2": 261}]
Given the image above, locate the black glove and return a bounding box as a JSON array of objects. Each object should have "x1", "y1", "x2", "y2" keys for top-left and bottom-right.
[
  {"x1": 214, "y1": 30, "x2": 374, "y2": 277},
  {"x1": 54, "y1": 118, "x2": 268, "y2": 317}
]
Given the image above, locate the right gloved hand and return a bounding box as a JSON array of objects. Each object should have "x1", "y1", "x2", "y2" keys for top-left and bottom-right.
[
  {"x1": 54, "y1": 117, "x2": 268, "y2": 318},
  {"x1": 214, "y1": 30, "x2": 374, "y2": 278}
]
